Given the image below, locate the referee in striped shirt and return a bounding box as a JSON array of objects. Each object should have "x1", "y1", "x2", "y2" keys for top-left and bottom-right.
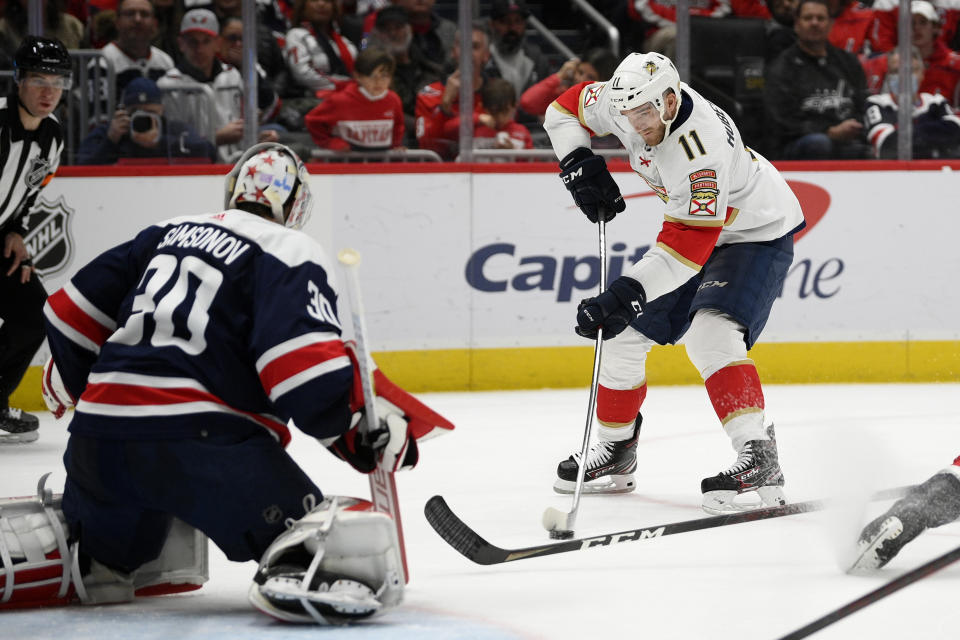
[{"x1": 0, "y1": 36, "x2": 71, "y2": 443}]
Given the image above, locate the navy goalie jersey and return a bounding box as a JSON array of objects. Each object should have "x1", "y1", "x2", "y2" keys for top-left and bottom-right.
[{"x1": 43, "y1": 209, "x2": 353, "y2": 445}]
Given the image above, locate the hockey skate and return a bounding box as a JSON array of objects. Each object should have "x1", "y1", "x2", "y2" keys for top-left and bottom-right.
[
  {"x1": 700, "y1": 425, "x2": 786, "y2": 515},
  {"x1": 848, "y1": 472, "x2": 960, "y2": 572},
  {"x1": 0, "y1": 407, "x2": 39, "y2": 444},
  {"x1": 553, "y1": 415, "x2": 641, "y2": 495}
]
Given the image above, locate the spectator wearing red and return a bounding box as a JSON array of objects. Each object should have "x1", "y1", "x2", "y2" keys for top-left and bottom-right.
[
  {"x1": 872, "y1": 0, "x2": 960, "y2": 53},
  {"x1": 862, "y1": 46, "x2": 960, "y2": 158},
  {"x1": 305, "y1": 46, "x2": 404, "y2": 150},
  {"x1": 862, "y1": 0, "x2": 960, "y2": 104},
  {"x1": 284, "y1": 0, "x2": 357, "y2": 94},
  {"x1": 465, "y1": 77, "x2": 532, "y2": 151},
  {"x1": 730, "y1": 0, "x2": 773, "y2": 18},
  {"x1": 626, "y1": 0, "x2": 730, "y2": 59},
  {"x1": 414, "y1": 22, "x2": 490, "y2": 158},
  {"x1": 519, "y1": 48, "x2": 617, "y2": 121},
  {"x1": 827, "y1": 0, "x2": 881, "y2": 56},
  {"x1": 365, "y1": 5, "x2": 442, "y2": 147}
]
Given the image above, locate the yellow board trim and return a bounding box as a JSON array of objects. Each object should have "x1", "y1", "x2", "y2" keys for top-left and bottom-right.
[
  {"x1": 373, "y1": 340, "x2": 960, "y2": 391},
  {"x1": 12, "y1": 341, "x2": 960, "y2": 408}
]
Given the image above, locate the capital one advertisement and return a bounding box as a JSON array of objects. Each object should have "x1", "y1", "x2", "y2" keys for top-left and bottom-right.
[
  {"x1": 42, "y1": 167, "x2": 959, "y2": 359},
  {"x1": 329, "y1": 168, "x2": 960, "y2": 351}
]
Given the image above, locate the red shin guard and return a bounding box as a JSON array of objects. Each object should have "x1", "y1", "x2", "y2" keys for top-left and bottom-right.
[
  {"x1": 597, "y1": 384, "x2": 647, "y2": 427},
  {"x1": 704, "y1": 363, "x2": 764, "y2": 424}
]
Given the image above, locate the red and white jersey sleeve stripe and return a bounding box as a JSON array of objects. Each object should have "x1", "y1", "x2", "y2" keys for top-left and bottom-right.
[
  {"x1": 43, "y1": 282, "x2": 117, "y2": 354},
  {"x1": 79, "y1": 371, "x2": 291, "y2": 445},
  {"x1": 255, "y1": 331, "x2": 351, "y2": 402}
]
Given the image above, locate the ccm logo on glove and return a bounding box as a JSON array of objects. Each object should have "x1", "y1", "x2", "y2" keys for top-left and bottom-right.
[
  {"x1": 558, "y1": 147, "x2": 626, "y2": 223},
  {"x1": 575, "y1": 276, "x2": 646, "y2": 340}
]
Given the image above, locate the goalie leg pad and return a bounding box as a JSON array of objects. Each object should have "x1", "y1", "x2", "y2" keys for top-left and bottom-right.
[
  {"x1": 249, "y1": 495, "x2": 404, "y2": 624},
  {"x1": 0, "y1": 474, "x2": 208, "y2": 609},
  {"x1": 0, "y1": 474, "x2": 73, "y2": 608},
  {"x1": 133, "y1": 517, "x2": 209, "y2": 597}
]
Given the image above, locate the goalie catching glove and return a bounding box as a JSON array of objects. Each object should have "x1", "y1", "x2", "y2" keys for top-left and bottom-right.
[
  {"x1": 576, "y1": 276, "x2": 647, "y2": 340},
  {"x1": 558, "y1": 147, "x2": 626, "y2": 223},
  {"x1": 327, "y1": 397, "x2": 418, "y2": 473},
  {"x1": 325, "y1": 341, "x2": 454, "y2": 473}
]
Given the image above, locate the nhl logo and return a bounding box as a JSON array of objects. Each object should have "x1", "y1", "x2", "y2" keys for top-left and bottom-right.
[
  {"x1": 25, "y1": 157, "x2": 51, "y2": 190},
  {"x1": 21, "y1": 196, "x2": 75, "y2": 276}
]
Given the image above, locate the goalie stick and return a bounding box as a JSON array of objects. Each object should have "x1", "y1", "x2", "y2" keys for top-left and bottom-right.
[
  {"x1": 337, "y1": 248, "x2": 408, "y2": 584},
  {"x1": 425, "y1": 487, "x2": 912, "y2": 566}
]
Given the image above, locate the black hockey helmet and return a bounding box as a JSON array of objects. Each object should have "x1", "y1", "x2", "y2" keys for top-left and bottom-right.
[{"x1": 13, "y1": 36, "x2": 72, "y2": 82}]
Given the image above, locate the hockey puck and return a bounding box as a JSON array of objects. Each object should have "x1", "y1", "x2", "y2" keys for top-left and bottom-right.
[{"x1": 549, "y1": 529, "x2": 574, "y2": 540}]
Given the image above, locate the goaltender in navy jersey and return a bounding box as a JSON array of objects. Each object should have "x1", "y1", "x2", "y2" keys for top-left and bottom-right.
[
  {"x1": 545, "y1": 80, "x2": 805, "y2": 302},
  {"x1": 43, "y1": 209, "x2": 352, "y2": 445}
]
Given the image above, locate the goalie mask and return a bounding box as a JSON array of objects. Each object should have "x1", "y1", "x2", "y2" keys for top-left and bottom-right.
[
  {"x1": 608, "y1": 52, "x2": 681, "y2": 127},
  {"x1": 225, "y1": 143, "x2": 313, "y2": 230}
]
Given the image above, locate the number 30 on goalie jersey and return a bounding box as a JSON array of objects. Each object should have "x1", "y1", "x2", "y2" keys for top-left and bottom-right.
[{"x1": 43, "y1": 211, "x2": 355, "y2": 445}]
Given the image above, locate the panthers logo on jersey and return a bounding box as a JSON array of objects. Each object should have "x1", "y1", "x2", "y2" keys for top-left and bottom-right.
[
  {"x1": 583, "y1": 84, "x2": 604, "y2": 107},
  {"x1": 689, "y1": 169, "x2": 719, "y2": 216}
]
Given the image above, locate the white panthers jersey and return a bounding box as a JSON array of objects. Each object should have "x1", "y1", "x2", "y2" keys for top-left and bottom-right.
[{"x1": 545, "y1": 81, "x2": 805, "y2": 302}]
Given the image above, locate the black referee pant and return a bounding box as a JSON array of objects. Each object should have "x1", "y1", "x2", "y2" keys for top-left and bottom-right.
[{"x1": 0, "y1": 253, "x2": 47, "y2": 409}]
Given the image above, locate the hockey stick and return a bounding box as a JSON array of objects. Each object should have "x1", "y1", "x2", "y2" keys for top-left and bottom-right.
[
  {"x1": 776, "y1": 542, "x2": 960, "y2": 640},
  {"x1": 542, "y1": 219, "x2": 607, "y2": 540},
  {"x1": 337, "y1": 248, "x2": 409, "y2": 584},
  {"x1": 425, "y1": 486, "x2": 912, "y2": 566}
]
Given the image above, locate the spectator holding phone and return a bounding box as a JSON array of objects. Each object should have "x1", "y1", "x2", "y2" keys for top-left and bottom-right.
[{"x1": 76, "y1": 77, "x2": 216, "y2": 164}]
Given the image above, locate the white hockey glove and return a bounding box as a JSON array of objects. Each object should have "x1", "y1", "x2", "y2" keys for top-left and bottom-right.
[
  {"x1": 41, "y1": 358, "x2": 75, "y2": 419},
  {"x1": 327, "y1": 397, "x2": 419, "y2": 474}
]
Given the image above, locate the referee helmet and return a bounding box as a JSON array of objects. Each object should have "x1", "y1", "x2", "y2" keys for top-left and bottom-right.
[{"x1": 14, "y1": 36, "x2": 72, "y2": 83}]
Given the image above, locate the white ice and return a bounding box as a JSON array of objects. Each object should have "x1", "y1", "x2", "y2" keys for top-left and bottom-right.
[{"x1": 4, "y1": 383, "x2": 960, "y2": 640}]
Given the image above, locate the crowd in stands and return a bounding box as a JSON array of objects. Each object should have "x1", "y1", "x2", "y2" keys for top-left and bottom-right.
[{"x1": 5, "y1": 0, "x2": 960, "y2": 163}]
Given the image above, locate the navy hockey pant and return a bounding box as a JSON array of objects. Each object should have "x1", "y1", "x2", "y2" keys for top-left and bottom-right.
[
  {"x1": 630, "y1": 234, "x2": 795, "y2": 350},
  {"x1": 62, "y1": 428, "x2": 323, "y2": 573}
]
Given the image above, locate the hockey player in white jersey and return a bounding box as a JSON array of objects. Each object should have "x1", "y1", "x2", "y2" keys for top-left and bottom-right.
[
  {"x1": 544, "y1": 52, "x2": 805, "y2": 514},
  {"x1": 0, "y1": 143, "x2": 453, "y2": 622}
]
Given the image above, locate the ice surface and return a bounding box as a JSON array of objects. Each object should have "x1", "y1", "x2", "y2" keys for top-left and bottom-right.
[{"x1": 4, "y1": 384, "x2": 959, "y2": 640}]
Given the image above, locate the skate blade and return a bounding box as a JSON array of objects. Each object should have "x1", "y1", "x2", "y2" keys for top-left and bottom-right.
[
  {"x1": 701, "y1": 486, "x2": 787, "y2": 515},
  {"x1": 0, "y1": 430, "x2": 39, "y2": 444},
  {"x1": 553, "y1": 474, "x2": 636, "y2": 495},
  {"x1": 846, "y1": 516, "x2": 904, "y2": 574}
]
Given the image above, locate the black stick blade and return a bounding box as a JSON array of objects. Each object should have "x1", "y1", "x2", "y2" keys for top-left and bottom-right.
[
  {"x1": 424, "y1": 496, "x2": 506, "y2": 564},
  {"x1": 424, "y1": 496, "x2": 582, "y2": 565}
]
